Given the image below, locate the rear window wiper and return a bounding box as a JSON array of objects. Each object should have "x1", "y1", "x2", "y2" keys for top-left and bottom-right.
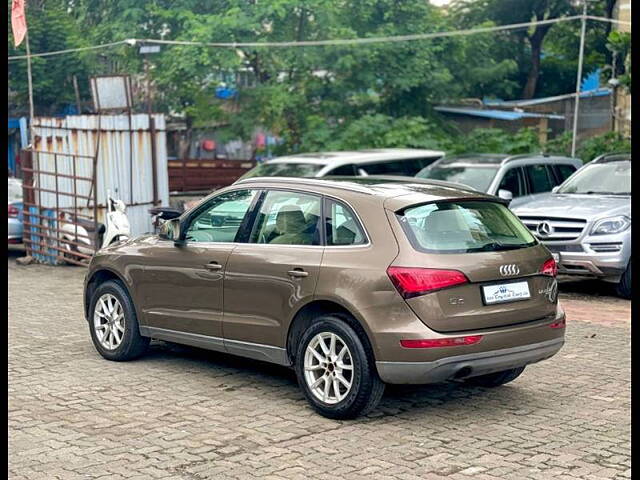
[{"x1": 473, "y1": 241, "x2": 522, "y2": 252}]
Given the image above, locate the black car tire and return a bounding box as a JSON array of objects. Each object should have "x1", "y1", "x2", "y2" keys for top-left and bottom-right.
[
  {"x1": 616, "y1": 261, "x2": 631, "y2": 300},
  {"x1": 294, "y1": 315, "x2": 385, "y2": 419},
  {"x1": 88, "y1": 280, "x2": 150, "y2": 361},
  {"x1": 464, "y1": 366, "x2": 525, "y2": 388}
]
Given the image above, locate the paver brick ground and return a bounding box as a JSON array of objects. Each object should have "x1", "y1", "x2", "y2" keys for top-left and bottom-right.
[{"x1": 8, "y1": 253, "x2": 630, "y2": 479}]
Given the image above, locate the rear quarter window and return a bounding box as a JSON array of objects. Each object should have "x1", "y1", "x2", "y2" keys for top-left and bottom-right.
[{"x1": 397, "y1": 200, "x2": 536, "y2": 254}]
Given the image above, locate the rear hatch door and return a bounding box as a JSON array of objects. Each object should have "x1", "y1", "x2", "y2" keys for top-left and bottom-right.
[{"x1": 387, "y1": 199, "x2": 558, "y2": 333}]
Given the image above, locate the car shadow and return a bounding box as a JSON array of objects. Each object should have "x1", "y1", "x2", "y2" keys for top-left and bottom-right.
[
  {"x1": 558, "y1": 275, "x2": 619, "y2": 299},
  {"x1": 141, "y1": 340, "x2": 542, "y2": 420}
]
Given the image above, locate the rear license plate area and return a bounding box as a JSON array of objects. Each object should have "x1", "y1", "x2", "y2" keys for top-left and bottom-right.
[{"x1": 482, "y1": 280, "x2": 530, "y2": 305}]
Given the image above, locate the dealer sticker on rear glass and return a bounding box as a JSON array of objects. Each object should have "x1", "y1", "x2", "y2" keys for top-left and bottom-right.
[{"x1": 482, "y1": 281, "x2": 531, "y2": 305}]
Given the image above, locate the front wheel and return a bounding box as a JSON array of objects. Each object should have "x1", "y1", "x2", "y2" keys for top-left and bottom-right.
[
  {"x1": 294, "y1": 316, "x2": 384, "y2": 420},
  {"x1": 88, "y1": 280, "x2": 149, "y2": 361}
]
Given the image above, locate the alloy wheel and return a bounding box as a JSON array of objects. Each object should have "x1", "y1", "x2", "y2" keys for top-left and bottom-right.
[
  {"x1": 93, "y1": 293, "x2": 125, "y2": 350},
  {"x1": 304, "y1": 332, "x2": 354, "y2": 404}
]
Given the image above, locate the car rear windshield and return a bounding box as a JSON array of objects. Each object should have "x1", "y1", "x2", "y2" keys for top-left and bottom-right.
[
  {"x1": 240, "y1": 162, "x2": 324, "y2": 179},
  {"x1": 397, "y1": 200, "x2": 537, "y2": 254},
  {"x1": 416, "y1": 165, "x2": 498, "y2": 192}
]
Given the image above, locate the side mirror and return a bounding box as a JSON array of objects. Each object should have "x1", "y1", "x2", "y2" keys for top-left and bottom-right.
[
  {"x1": 552, "y1": 186, "x2": 560, "y2": 193},
  {"x1": 497, "y1": 189, "x2": 513, "y2": 201},
  {"x1": 159, "y1": 218, "x2": 183, "y2": 245}
]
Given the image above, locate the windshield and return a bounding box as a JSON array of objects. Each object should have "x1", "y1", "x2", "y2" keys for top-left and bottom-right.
[
  {"x1": 416, "y1": 165, "x2": 498, "y2": 192},
  {"x1": 240, "y1": 162, "x2": 324, "y2": 180},
  {"x1": 558, "y1": 161, "x2": 630, "y2": 195},
  {"x1": 398, "y1": 200, "x2": 537, "y2": 254}
]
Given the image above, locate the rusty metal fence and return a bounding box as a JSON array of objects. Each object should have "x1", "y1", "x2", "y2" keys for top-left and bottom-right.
[{"x1": 21, "y1": 147, "x2": 99, "y2": 266}]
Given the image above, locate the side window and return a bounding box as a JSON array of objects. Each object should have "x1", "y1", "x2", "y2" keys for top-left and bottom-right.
[
  {"x1": 555, "y1": 164, "x2": 578, "y2": 183},
  {"x1": 328, "y1": 164, "x2": 356, "y2": 176},
  {"x1": 325, "y1": 199, "x2": 367, "y2": 246},
  {"x1": 185, "y1": 190, "x2": 257, "y2": 243},
  {"x1": 525, "y1": 164, "x2": 554, "y2": 194},
  {"x1": 359, "y1": 160, "x2": 407, "y2": 176},
  {"x1": 403, "y1": 157, "x2": 442, "y2": 176},
  {"x1": 498, "y1": 168, "x2": 524, "y2": 197},
  {"x1": 249, "y1": 190, "x2": 321, "y2": 245}
]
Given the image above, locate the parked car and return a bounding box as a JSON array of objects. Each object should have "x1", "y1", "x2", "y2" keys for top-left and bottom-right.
[
  {"x1": 238, "y1": 149, "x2": 444, "y2": 180},
  {"x1": 8, "y1": 177, "x2": 23, "y2": 244},
  {"x1": 415, "y1": 153, "x2": 582, "y2": 201},
  {"x1": 511, "y1": 153, "x2": 631, "y2": 298},
  {"x1": 84, "y1": 176, "x2": 565, "y2": 419}
]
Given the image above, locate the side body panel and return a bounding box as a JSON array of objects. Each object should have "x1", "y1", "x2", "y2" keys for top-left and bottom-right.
[
  {"x1": 223, "y1": 245, "x2": 324, "y2": 348},
  {"x1": 133, "y1": 237, "x2": 235, "y2": 337}
]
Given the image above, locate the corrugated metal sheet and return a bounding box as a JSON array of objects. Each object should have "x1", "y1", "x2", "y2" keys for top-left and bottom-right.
[
  {"x1": 434, "y1": 107, "x2": 564, "y2": 121},
  {"x1": 32, "y1": 114, "x2": 169, "y2": 236}
]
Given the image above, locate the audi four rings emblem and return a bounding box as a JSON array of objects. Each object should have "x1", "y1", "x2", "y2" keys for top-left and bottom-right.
[
  {"x1": 499, "y1": 264, "x2": 520, "y2": 276},
  {"x1": 536, "y1": 221, "x2": 553, "y2": 237}
]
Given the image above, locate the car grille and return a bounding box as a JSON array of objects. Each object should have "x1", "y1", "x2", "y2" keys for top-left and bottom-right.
[
  {"x1": 546, "y1": 244, "x2": 584, "y2": 253},
  {"x1": 518, "y1": 216, "x2": 587, "y2": 241}
]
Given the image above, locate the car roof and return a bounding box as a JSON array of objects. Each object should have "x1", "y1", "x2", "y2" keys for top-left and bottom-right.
[
  {"x1": 432, "y1": 153, "x2": 580, "y2": 167},
  {"x1": 262, "y1": 148, "x2": 445, "y2": 166},
  {"x1": 591, "y1": 152, "x2": 631, "y2": 164},
  {"x1": 234, "y1": 175, "x2": 501, "y2": 211}
]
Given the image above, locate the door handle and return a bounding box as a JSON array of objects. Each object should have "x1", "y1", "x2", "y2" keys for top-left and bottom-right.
[
  {"x1": 287, "y1": 269, "x2": 309, "y2": 278},
  {"x1": 205, "y1": 262, "x2": 223, "y2": 271}
]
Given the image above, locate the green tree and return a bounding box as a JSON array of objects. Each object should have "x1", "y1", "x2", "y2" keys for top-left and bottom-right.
[{"x1": 8, "y1": 0, "x2": 95, "y2": 115}]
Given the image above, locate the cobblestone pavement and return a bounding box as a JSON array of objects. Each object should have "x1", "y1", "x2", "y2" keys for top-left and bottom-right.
[{"x1": 8, "y1": 253, "x2": 630, "y2": 480}]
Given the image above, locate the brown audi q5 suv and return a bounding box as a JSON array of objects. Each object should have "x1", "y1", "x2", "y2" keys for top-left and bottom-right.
[{"x1": 84, "y1": 177, "x2": 565, "y2": 419}]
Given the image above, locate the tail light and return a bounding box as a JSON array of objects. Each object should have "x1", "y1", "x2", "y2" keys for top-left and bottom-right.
[
  {"x1": 387, "y1": 267, "x2": 468, "y2": 299},
  {"x1": 540, "y1": 258, "x2": 557, "y2": 277},
  {"x1": 400, "y1": 335, "x2": 483, "y2": 348},
  {"x1": 549, "y1": 318, "x2": 566, "y2": 329},
  {"x1": 8, "y1": 204, "x2": 19, "y2": 218}
]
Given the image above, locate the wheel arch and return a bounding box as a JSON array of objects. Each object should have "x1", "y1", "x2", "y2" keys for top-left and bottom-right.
[
  {"x1": 285, "y1": 297, "x2": 376, "y2": 365},
  {"x1": 84, "y1": 268, "x2": 134, "y2": 321}
]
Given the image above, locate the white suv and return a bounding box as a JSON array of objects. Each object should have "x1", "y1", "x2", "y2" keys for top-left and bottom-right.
[
  {"x1": 239, "y1": 149, "x2": 444, "y2": 180},
  {"x1": 416, "y1": 154, "x2": 583, "y2": 201}
]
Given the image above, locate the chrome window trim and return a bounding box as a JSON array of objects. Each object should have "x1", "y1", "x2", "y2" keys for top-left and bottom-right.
[{"x1": 169, "y1": 184, "x2": 374, "y2": 249}]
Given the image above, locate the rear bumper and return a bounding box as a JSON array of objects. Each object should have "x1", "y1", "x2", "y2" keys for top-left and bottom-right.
[{"x1": 376, "y1": 337, "x2": 564, "y2": 384}]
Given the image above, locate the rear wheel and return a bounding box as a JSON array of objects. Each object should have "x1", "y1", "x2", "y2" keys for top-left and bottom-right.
[
  {"x1": 616, "y1": 261, "x2": 631, "y2": 299},
  {"x1": 294, "y1": 315, "x2": 384, "y2": 419},
  {"x1": 463, "y1": 366, "x2": 525, "y2": 388}
]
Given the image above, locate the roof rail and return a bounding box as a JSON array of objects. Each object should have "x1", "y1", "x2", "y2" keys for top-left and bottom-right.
[
  {"x1": 591, "y1": 152, "x2": 631, "y2": 164},
  {"x1": 234, "y1": 176, "x2": 375, "y2": 194}
]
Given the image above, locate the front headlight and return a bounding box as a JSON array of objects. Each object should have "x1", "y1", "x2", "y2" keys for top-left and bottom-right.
[{"x1": 590, "y1": 215, "x2": 631, "y2": 235}]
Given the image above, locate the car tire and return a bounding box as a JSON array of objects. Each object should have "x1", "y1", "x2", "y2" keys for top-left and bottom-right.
[
  {"x1": 88, "y1": 280, "x2": 149, "y2": 361},
  {"x1": 294, "y1": 315, "x2": 385, "y2": 419},
  {"x1": 463, "y1": 366, "x2": 525, "y2": 388},
  {"x1": 616, "y1": 261, "x2": 631, "y2": 300}
]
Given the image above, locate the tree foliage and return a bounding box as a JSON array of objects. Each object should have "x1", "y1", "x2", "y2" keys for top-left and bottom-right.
[{"x1": 7, "y1": 0, "x2": 621, "y2": 156}]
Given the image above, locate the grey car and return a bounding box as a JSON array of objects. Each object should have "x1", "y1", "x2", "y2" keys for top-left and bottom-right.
[
  {"x1": 415, "y1": 154, "x2": 582, "y2": 201},
  {"x1": 511, "y1": 153, "x2": 631, "y2": 298}
]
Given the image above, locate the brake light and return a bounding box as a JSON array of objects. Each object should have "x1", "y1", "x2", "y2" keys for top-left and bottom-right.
[
  {"x1": 400, "y1": 336, "x2": 483, "y2": 348},
  {"x1": 8, "y1": 204, "x2": 19, "y2": 218},
  {"x1": 549, "y1": 318, "x2": 566, "y2": 329},
  {"x1": 540, "y1": 258, "x2": 557, "y2": 277},
  {"x1": 387, "y1": 267, "x2": 468, "y2": 298}
]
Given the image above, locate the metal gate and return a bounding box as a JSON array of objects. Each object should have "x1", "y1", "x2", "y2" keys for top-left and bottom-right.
[{"x1": 21, "y1": 147, "x2": 99, "y2": 266}]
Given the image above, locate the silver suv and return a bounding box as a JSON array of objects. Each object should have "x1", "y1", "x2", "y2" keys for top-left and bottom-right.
[
  {"x1": 511, "y1": 153, "x2": 631, "y2": 298},
  {"x1": 415, "y1": 154, "x2": 582, "y2": 201}
]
